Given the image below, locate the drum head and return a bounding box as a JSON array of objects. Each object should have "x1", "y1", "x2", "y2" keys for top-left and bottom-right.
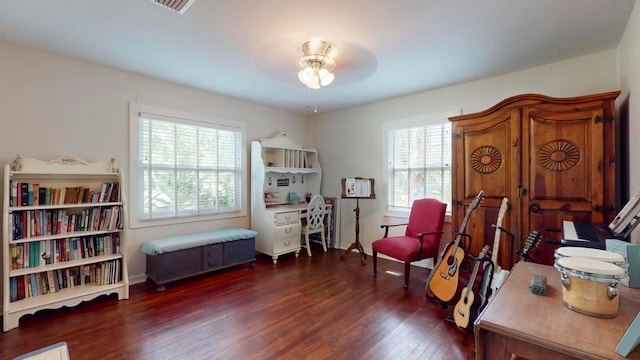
[
  {"x1": 554, "y1": 247, "x2": 626, "y2": 263},
  {"x1": 555, "y1": 257, "x2": 627, "y2": 277}
]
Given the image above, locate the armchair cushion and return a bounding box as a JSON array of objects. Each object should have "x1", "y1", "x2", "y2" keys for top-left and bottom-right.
[{"x1": 372, "y1": 234, "x2": 439, "y2": 262}]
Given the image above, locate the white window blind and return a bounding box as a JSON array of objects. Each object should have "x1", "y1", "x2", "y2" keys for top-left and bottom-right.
[
  {"x1": 129, "y1": 104, "x2": 245, "y2": 227},
  {"x1": 387, "y1": 121, "x2": 451, "y2": 211}
]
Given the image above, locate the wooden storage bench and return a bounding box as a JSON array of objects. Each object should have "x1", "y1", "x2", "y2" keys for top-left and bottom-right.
[{"x1": 142, "y1": 228, "x2": 258, "y2": 291}]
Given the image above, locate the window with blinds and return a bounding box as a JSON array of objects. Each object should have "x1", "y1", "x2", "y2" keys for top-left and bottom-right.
[
  {"x1": 129, "y1": 104, "x2": 245, "y2": 227},
  {"x1": 387, "y1": 121, "x2": 451, "y2": 211}
]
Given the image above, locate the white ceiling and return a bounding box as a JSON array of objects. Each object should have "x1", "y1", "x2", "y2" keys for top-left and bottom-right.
[{"x1": 0, "y1": 0, "x2": 635, "y2": 115}]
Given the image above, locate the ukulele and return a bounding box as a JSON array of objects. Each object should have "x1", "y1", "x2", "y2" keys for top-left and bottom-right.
[
  {"x1": 487, "y1": 198, "x2": 510, "y2": 300},
  {"x1": 453, "y1": 245, "x2": 490, "y2": 329},
  {"x1": 427, "y1": 190, "x2": 486, "y2": 302}
]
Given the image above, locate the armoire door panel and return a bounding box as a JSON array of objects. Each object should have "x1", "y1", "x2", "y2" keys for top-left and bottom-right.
[
  {"x1": 528, "y1": 113, "x2": 595, "y2": 202},
  {"x1": 458, "y1": 114, "x2": 518, "y2": 200},
  {"x1": 525, "y1": 108, "x2": 604, "y2": 221}
]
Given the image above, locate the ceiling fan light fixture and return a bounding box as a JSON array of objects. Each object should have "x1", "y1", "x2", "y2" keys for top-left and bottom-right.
[
  {"x1": 318, "y1": 68, "x2": 334, "y2": 86},
  {"x1": 297, "y1": 40, "x2": 335, "y2": 89}
]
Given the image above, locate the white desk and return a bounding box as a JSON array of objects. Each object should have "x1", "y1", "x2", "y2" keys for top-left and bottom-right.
[{"x1": 254, "y1": 203, "x2": 332, "y2": 264}]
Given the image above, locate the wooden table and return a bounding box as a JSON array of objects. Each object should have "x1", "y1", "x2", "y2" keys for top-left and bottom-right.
[{"x1": 474, "y1": 261, "x2": 640, "y2": 359}]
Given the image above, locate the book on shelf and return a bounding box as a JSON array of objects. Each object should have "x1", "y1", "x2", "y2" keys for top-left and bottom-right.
[
  {"x1": 32, "y1": 184, "x2": 39, "y2": 206},
  {"x1": 9, "y1": 182, "x2": 121, "y2": 207},
  {"x1": 47, "y1": 271, "x2": 56, "y2": 293},
  {"x1": 9, "y1": 234, "x2": 121, "y2": 269},
  {"x1": 10, "y1": 206, "x2": 123, "y2": 240},
  {"x1": 21, "y1": 183, "x2": 28, "y2": 206},
  {"x1": 10, "y1": 277, "x2": 18, "y2": 302},
  {"x1": 38, "y1": 186, "x2": 46, "y2": 205},
  {"x1": 8, "y1": 260, "x2": 123, "y2": 302},
  {"x1": 17, "y1": 275, "x2": 25, "y2": 300}
]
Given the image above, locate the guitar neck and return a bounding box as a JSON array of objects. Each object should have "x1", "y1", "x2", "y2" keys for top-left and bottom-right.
[
  {"x1": 464, "y1": 258, "x2": 482, "y2": 298},
  {"x1": 490, "y1": 198, "x2": 509, "y2": 269},
  {"x1": 490, "y1": 228, "x2": 501, "y2": 266},
  {"x1": 464, "y1": 245, "x2": 490, "y2": 298},
  {"x1": 452, "y1": 203, "x2": 475, "y2": 248}
]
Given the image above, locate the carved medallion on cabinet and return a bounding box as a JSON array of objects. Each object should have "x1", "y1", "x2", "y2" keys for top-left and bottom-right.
[
  {"x1": 471, "y1": 146, "x2": 503, "y2": 174},
  {"x1": 538, "y1": 140, "x2": 580, "y2": 171}
]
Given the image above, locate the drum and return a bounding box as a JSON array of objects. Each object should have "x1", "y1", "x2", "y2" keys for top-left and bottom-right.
[
  {"x1": 554, "y1": 257, "x2": 628, "y2": 318},
  {"x1": 554, "y1": 247, "x2": 628, "y2": 270}
]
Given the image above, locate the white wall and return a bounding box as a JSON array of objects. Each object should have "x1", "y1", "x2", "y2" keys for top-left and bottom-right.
[
  {"x1": 311, "y1": 49, "x2": 622, "y2": 253},
  {"x1": 1, "y1": 20, "x2": 637, "y2": 285},
  {"x1": 618, "y1": 2, "x2": 640, "y2": 243},
  {"x1": 0, "y1": 41, "x2": 308, "y2": 281}
]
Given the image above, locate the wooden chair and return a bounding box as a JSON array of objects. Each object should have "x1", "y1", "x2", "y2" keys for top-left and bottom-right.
[
  {"x1": 301, "y1": 195, "x2": 327, "y2": 256},
  {"x1": 372, "y1": 198, "x2": 447, "y2": 289}
]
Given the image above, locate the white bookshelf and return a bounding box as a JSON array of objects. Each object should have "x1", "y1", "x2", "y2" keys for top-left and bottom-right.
[{"x1": 2, "y1": 155, "x2": 129, "y2": 331}]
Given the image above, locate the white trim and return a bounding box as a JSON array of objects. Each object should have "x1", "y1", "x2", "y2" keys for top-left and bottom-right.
[
  {"x1": 382, "y1": 111, "x2": 456, "y2": 213},
  {"x1": 128, "y1": 103, "x2": 247, "y2": 229}
]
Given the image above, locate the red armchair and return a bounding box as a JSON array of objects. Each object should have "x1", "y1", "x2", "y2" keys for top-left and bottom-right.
[{"x1": 372, "y1": 198, "x2": 447, "y2": 289}]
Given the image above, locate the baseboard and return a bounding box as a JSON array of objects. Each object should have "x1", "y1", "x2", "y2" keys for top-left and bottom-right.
[{"x1": 129, "y1": 274, "x2": 148, "y2": 285}]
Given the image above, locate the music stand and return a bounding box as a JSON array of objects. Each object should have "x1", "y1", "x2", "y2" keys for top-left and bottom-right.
[{"x1": 340, "y1": 177, "x2": 375, "y2": 265}]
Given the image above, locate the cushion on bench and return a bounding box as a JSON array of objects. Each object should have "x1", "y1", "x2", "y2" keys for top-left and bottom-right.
[{"x1": 142, "y1": 228, "x2": 258, "y2": 255}]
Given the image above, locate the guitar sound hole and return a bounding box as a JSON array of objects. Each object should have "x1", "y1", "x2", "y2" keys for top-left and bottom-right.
[{"x1": 446, "y1": 255, "x2": 455, "y2": 266}]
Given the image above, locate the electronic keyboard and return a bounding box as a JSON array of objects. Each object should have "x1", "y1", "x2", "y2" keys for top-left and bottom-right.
[
  {"x1": 561, "y1": 187, "x2": 640, "y2": 249},
  {"x1": 561, "y1": 220, "x2": 617, "y2": 249}
]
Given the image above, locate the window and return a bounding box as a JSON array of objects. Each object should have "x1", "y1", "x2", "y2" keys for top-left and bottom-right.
[
  {"x1": 129, "y1": 104, "x2": 245, "y2": 228},
  {"x1": 386, "y1": 116, "x2": 452, "y2": 213}
]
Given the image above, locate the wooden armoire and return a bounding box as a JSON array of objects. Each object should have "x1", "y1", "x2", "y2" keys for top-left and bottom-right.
[{"x1": 449, "y1": 91, "x2": 620, "y2": 267}]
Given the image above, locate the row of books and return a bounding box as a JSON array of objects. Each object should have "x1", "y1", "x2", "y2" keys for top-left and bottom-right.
[
  {"x1": 10, "y1": 234, "x2": 120, "y2": 270},
  {"x1": 11, "y1": 206, "x2": 123, "y2": 240},
  {"x1": 9, "y1": 181, "x2": 120, "y2": 207},
  {"x1": 9, "y1": 260, "x2": 122, "y2": 302}
]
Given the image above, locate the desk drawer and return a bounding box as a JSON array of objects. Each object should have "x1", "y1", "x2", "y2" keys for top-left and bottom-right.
[
  {"x1": 274, "y1": 227, "x2": 300, "y2": 253},
  {"x1": 275, "y1": 222, "x2": 300, "y2": 239},
  {"x1": 275, "y1": 211, "x2": 299, "y2": 224}
]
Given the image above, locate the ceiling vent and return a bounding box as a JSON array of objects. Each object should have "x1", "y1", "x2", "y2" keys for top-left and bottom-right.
[{"x1": 150, "y1": 0, "x2": 195, "y2": 14}]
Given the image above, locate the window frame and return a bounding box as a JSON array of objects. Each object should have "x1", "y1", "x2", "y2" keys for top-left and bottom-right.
[
  {"x1": 128, "y1": 103, "x2": 247, "y2": 229},
  {"x1": 383, "y1": 113, "x2": 454, "y2": 218}
]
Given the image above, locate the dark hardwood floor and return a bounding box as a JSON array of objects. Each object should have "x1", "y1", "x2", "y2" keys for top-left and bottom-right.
[{"x1": 1, "y1": 249, "x2": 476, "y2": 360}]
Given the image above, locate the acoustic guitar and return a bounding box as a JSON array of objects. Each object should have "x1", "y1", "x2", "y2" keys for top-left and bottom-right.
[
  {"x1": 453, "y1": 245, "x2": 490, "y2": 329},
  {"x1": 427, "y1": 190, "x2": 486, "y2": 302}
]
